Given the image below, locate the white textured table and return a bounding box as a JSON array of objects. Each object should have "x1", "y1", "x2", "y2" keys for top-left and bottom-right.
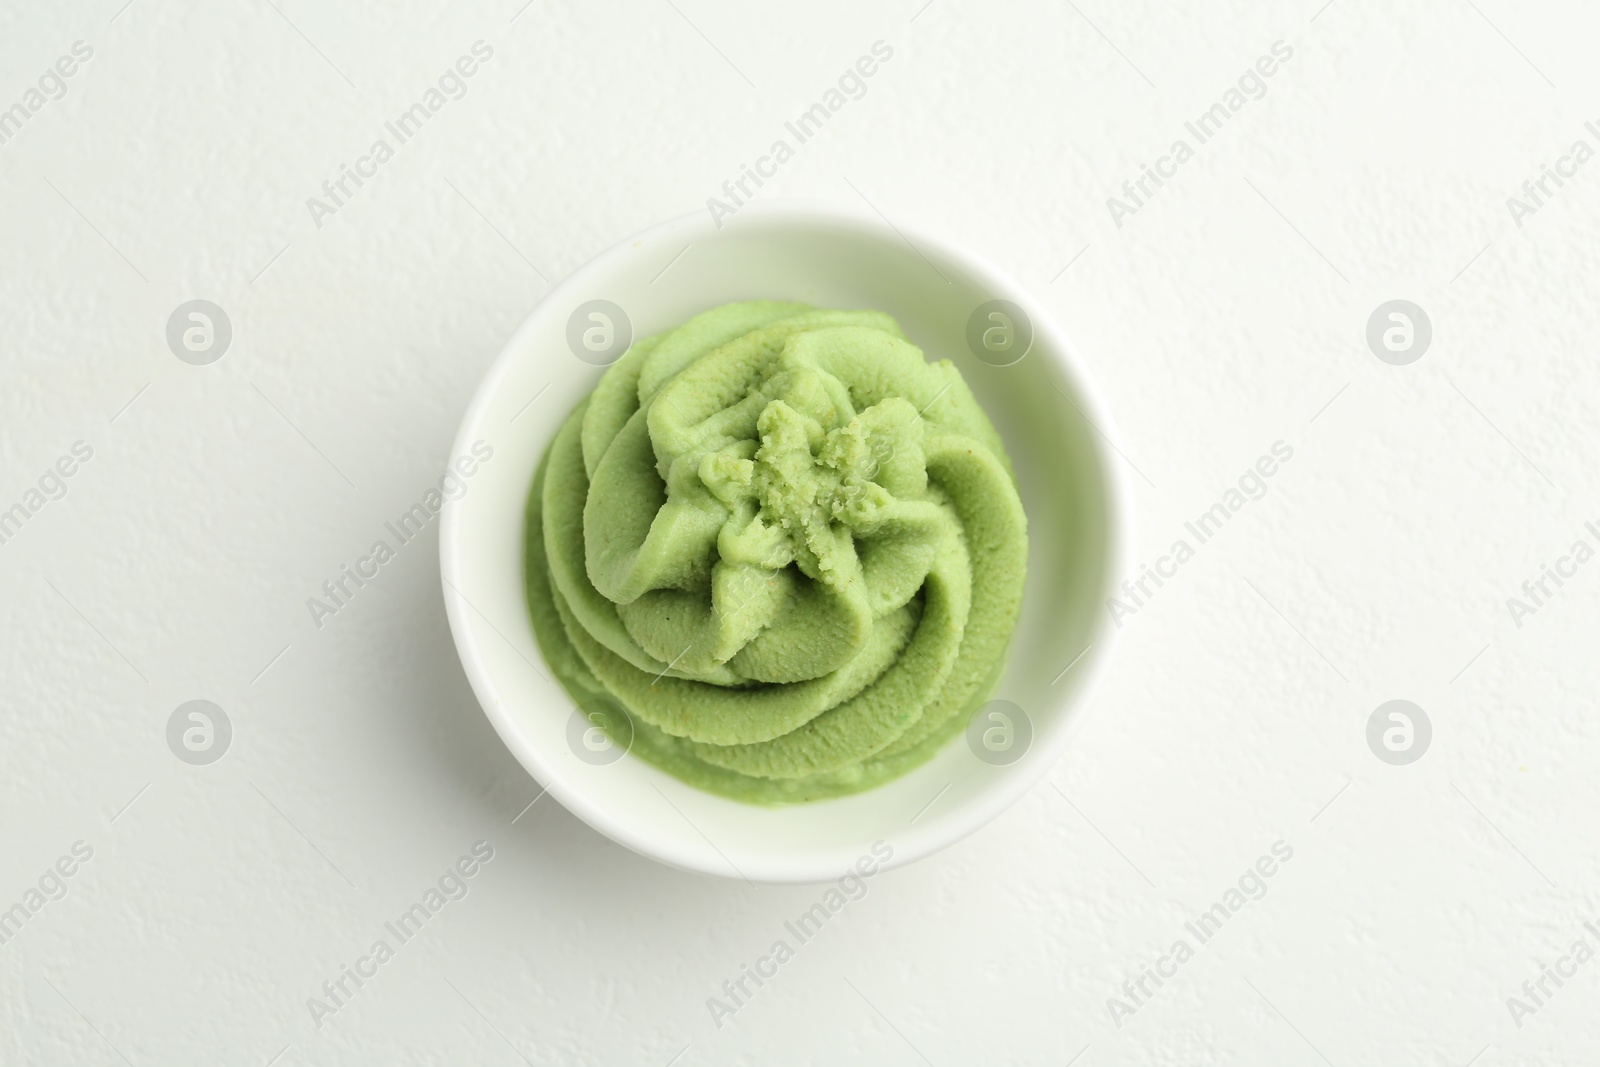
[{"x1": 4, "y1": 2, "x2": 1597, "y2": 1064}]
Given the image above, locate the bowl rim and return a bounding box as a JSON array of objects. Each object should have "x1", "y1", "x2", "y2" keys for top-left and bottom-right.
[{"x1": 440, "y1": 198, "x2": 1133, "y2": 883}]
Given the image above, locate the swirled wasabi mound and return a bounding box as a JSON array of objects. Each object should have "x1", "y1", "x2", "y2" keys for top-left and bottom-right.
[{"x1": 525, "y1": 301, "x2": 1027, "y2": 803}]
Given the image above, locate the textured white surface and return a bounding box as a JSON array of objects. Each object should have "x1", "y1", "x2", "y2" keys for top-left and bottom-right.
[{"x1": 3, "y1": 1, "x2": 1598, "y2": 1064}]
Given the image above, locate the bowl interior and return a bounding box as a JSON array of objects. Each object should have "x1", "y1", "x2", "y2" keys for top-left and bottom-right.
[{"x1": 442, "y1": 202, "x2": 1124, "y2": 883}]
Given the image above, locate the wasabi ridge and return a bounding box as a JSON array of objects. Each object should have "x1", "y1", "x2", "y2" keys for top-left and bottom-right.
[{"x1": 525, "y1": 301, "x2": 1028, "y2": 803}]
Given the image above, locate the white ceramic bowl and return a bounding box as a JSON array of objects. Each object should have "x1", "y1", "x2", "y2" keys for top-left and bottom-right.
[{"x1": 441, "y1": 200, "x2": 1130, "y2": 883}]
